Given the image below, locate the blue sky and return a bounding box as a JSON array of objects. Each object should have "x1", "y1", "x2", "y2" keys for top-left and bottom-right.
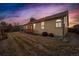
[{"x1": 0, "y1": 3, "x2": 79, "y2": 26}]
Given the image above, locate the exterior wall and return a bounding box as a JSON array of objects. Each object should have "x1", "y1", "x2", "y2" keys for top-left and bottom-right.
[
  {"x1": 33, "y1": 22, "x2": 42, "y2": 34},
  {"x1": 63, "y1": 16, "x2": 69, "y2": 36},
  {"x1": 33, "y1": 16, "x2": 68, "y2": 36},
  {"x1": 23, "y1": 26, "x2": 26, "y2": 30},
  {"x1": 33, "y1": 19, "x2": 63, "y2": 36},
  {"x1": 45, "y1": 19, "x2": 63, "y2": 36},
  {"x1": 25, "y1": 24, "x2": 33, "y2": 33}
]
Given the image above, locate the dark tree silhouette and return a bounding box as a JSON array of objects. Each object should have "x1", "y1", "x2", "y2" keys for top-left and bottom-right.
[
  {"x1": 30, "y1": 17, "x2": 36, "y2": 22},
  {"x1": 73, "y1": 24, "x2": 79, "y2": 29},
  {"x1": 0, "y1": 21, "x2": 7, "y2": 26},
  {"x1": 7, "y1": 24, "x2": 13, "y2": 32},
  {"x1": 73, "y1": 24, "x2": 79, "y2": 34}
]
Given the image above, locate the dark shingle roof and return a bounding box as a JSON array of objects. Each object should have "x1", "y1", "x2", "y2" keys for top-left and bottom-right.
[{"x1": 25, "y1": 10, "x2": 68, "y2": 25}]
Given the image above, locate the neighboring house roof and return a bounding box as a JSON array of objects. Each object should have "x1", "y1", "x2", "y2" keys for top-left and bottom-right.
[{"x1": 25, "y1": 11, "x2": 68, "y2": 25}]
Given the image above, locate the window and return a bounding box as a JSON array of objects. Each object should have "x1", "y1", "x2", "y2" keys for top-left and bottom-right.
[
  {"x1": 33, "y1": 23, "x2": 36, "y2": 29},
  {"x1": 26, "y1": 26, "x2": 27, "y2": 29},
  {"x1": 41, "y1": 22, "x2": 45, "y2": 29},
  {"x1": 56, "y1": 19, "x2": 62, "y2": 27}
]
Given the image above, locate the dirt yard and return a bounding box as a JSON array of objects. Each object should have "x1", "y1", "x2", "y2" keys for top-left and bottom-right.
[{"x1": 0, "y1": 32, "x2": 79, "y2": 56}]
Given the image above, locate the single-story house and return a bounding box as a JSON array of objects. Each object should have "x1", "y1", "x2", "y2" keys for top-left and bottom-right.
[{"x1": 23, "y1": 11, "x2": 69, "y2": 37}]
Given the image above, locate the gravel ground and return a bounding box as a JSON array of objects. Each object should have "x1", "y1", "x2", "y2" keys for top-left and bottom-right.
[
  {"x1": 0, "y1": 32, "x2": 79, "y2": 56},
  {"x1": 0, "y1": 39, "x2": 9, "y2": 56}
]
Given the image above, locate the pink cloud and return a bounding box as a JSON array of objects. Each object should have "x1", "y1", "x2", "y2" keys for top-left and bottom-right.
[{"x1": 2, "y1": 4, "x2": 79, "y2": 27}]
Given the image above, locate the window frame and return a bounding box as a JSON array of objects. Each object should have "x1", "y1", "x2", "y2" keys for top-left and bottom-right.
[
  {"x1": 56, "y1": 19, "x2": 62, "y2": 28},
  {"x1": 26, "y1": 26, "x2": 27, "y2": 29},
  {"x1": 41, "y1": 22, "x2": 45, "y2": 29},
  {"x1": 33, "y1": 23, "x2": 36, "y2": 29}
]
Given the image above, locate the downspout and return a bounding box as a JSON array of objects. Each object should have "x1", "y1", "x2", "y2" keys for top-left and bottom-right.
[
  {"x1": 62, "y1": 11, "x2": 69, "y2": 40},
  {"x1": 62, "y1": 17, "x2": 65, "y2": 40},
  {"x1": 67, "y1": 11, "x2": 69, "y2": 32}
]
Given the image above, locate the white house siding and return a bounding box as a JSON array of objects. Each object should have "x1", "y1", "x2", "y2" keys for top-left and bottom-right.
[
  {"x1": 44, "y1": 19, "x2": 63, "y2": 36},
  {"x1": 33, "y1": 16, "x2": 68, "y2": 36},
  {"x1": 33, "y1": 19, "x2": 62, "y2": 36},
  {"x1": 33, "y1": 22, "x2": 43, "y2": 34}
]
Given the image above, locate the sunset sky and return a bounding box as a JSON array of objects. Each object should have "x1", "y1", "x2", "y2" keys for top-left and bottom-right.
[{"x1": 0, "y1": 3, "x2": 79, "y2": 27}]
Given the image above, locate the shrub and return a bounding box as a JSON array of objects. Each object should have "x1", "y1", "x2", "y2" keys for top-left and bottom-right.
[
  {"x1": 73, "y1": 24, "x2": 79, "y2": 34},
  {"x1": 42, "y1": 32, "x2": 48, "y2": 36},
  {"x1": 48, "y1": 33, "x2": 54, "y2": 37},
  {"x1": 68, "y1": 28, "x2": 78, "y2": 34}
]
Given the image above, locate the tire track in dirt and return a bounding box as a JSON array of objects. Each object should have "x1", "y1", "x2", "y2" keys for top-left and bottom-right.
[
  {"x1": 13, "y1": 32, "x2": 53, "y2": 55},
  {"x1": 11, "y1": 33, "x2": 37, "y2": 55},
  {"x1": 8, "y1": 33, "x2": 28, "y2": 55},
  {"x1": 16, "y1": 32, "x2": 55, "y2": 50},
  {"x1": 18, "y1": 32, "x2": 79, "y2": 55},
  {"x1": 0, "y1": 39, "x2": 8, "y2": 55},
  {"x1": 19, "y1": 32, "x2": 64, "y2": 49}
]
